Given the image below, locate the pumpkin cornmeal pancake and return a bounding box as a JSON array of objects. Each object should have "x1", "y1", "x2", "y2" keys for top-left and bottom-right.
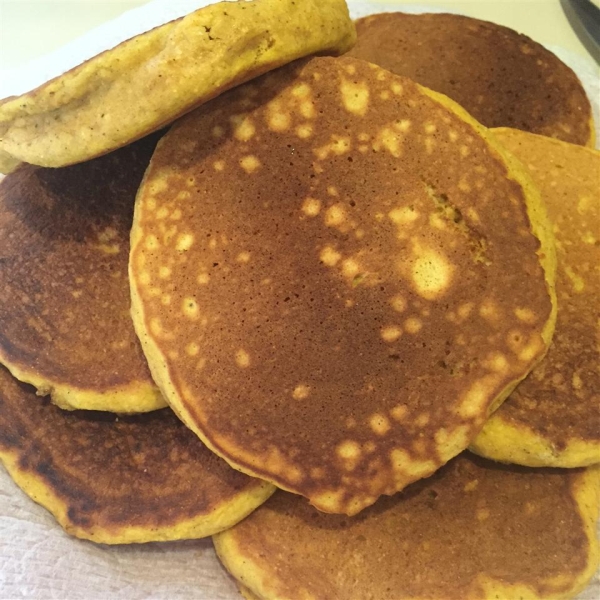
[
  {"x1": 471, "y1": 129, "x2": 600, "y2": 468},
  {"x1": 130, "y1": 56, "x2": 556, "y2": 515},
  {"x1": 0, "y1": 366, "x2": 274, "y2": 544},
  {"x1": 214, "y1": 453, "x2": 600, "y2": 600},
  {"x1": 0, "y1": 134, "x2": 164, "y2": 413},
  {"x1": 0, "y1": 0, "x2": 355, "y2": 171},
  {"x1": 347, "y1": 13, "x2": 594, "y2": 147}
]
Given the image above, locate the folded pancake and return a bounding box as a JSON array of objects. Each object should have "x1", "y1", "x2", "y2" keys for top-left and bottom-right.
[
  {"x1": 0, "y1": 134, "x2": 164, "y2": 413},
  {"x1": 0, "y1": 365, "x2": 273, "y2": 544},
  {"x1": 214, "y1": 453, "x2": 600, "y2": 600},
  {"x1": 130, "y1": 56, "x2": 556, "y2": 515},
  {"x1": 347, "y1": 13, "x2": 594, "y2": 147},
  {"x1": 471, "y1": 129, "x2": 600, "y2": 468},
  {"x1": 0, "y1": 0, "x2": 355, "y2": 171}
]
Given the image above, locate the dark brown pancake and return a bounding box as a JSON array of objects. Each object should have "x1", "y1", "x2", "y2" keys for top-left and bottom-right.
[
  {"x1": 0, "y1": 133, "x2": 164, "y2": 413},
  {"x1": 347, "y1": 13, "x2": 593, "y2": 146},
  {"x1": 0, "y1": 365, "x2": 273, "y2": 544},
  {"x1": 471, "y1": 129, "x2": 600, "y2": 467},
  {"x1": 215, "y1": 453, "x2": 600, "y2": 599},
  {"x1": 130, "y1": 56, "x2": 555, "y2": 515}
]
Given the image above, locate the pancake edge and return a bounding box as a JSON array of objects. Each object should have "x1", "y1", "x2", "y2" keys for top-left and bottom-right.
[
  {"x1": 214, "y1": 467, "x2": 600, "y2": 600},
  {"x1": 586, "y1": 115, "x2": 596, "y2": 148},
  {"x1": 129, "y1": 77, "x2": 558, "y2": 516},
  {"x1": 214, "y1": 526, "x2": 274, "y2": 600},
  {"x1": 0, "y1": 352, "x2": 166, "y2": 413},
  {"x1": 0, "y1": 443, "x2": 275, "y2": 544},
  {"x1": 470, "y1": 127, "x2": 599, "y2": 468},
  {"x1": 236, "y1": 584, "x2": 261, "y2": 600},
  {"x1": 470, "y1": 416, "x2": 600, "y2": 468},
  {"x1": 0, "y1": 0, "x2": 356, "y2": 169}
]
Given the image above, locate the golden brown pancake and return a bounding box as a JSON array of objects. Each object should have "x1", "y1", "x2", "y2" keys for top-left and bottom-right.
[
  {"x1": 471, "y1": 129, "x2": 600, "y2": 468},
  {"x1": 0, "y1": 133, "x2": 164, "y2": 413},
  {"x1": 347, "y1": 13, "x2": 594, "y2": 147},
  {"x1": 130, "y1": 56, "x2": 556, "y2": 515},
  {"x1": 0, "y1": 0, "x2": 355, "y2": 171},
  {"x1": 237, "y1": 586, "x2": 259, "y2": 600},
  {"x1": 214, "y1": 453, "x2": 600, "y2": 600},
  {"x1": 0, "y1": 365, "x2": 273, "y2": 544}
]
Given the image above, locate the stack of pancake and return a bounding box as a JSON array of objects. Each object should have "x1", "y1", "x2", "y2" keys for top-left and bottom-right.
[{"x1": 0, "y1": 2, "x2": 598, "y2": 598}]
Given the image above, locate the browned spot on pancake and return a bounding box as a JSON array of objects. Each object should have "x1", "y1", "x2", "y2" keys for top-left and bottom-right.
[
  {"x1": 0, "y1": 134, "x2": 161, "y2": 404},
  {"x1": 488, "y1": 131, "x2": 600, "y2": 448},
  {"x1": 215, "y1": 453, "x2": 594, "y2": 599},
  {"x1": 0, "y1": 366, "x2": 265, "y2": 536},
  {"x1": 347, "y1": 13, "x2": 592, "y2": 146},
  {"x1": 131, "y1": 57, "x2": 552, "y2": 514}
]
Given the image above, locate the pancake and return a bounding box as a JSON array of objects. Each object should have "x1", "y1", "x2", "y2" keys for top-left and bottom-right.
[
  {"x1": 130, "y1": 56, "x2": 556, "y2": 515},
  {"x1": 214, "y1": 453, "x2": 600, "y2": 600},
  {"x1": 470, "y1": 129, "x2": 600, "y2": 468},
  {"x1": 0, "y1": 365, "x2": 273, "y2": 544},
  {"x1": 0, "y1": 148, "x2": 20, "y2": 175},
  {"x1": 0, "y1": 0, "x2": 355, "y2": 171},
  {"x1": 0, "y1": 133, "x2": 164, "y2": 413},
  {"x1": 237, "y1": 586, "x2": 259, "y2": 600},
  {"x1": 347, "y1": 13, "x2": 594, "y2": 147}
]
